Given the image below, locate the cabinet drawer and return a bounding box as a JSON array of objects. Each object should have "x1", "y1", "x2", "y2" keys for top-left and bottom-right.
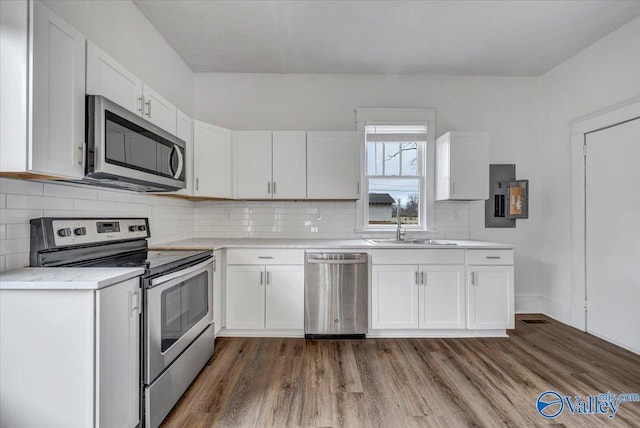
[
  {"x1": 371, "y1": 249, "x2": 465, "y2": 265},
  {"x1": 466, "y1": 250, "x2": 514, "y2": 265},
  {"x1": 226, "y1": 249, "x2": 304, "y2": 265}
]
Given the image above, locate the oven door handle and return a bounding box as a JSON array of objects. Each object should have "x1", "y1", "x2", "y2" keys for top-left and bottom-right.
[{"x1": 149, "y1": 258, "x2": 213, "y2": 288}]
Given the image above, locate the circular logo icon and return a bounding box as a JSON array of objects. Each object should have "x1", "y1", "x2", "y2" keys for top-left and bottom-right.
[{"x1": 537, "y1": 391, "x2": 564, "y2": 419}]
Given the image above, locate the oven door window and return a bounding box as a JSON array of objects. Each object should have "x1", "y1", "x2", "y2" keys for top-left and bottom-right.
[{"x1": 160, "y1": 270, "x2": 209, "y2": 352}]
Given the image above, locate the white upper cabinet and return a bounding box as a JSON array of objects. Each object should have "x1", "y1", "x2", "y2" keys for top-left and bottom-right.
[
  {"x1": 1, "y1": 1, "x2": 85, "y2": 178},
  {"x1": 141, "y1": 84, "x2": 177, "y2": 135},
  {"x1": 307, "y1": 131, "x2": 360, "y2": 199},
  {"x1": 233, "y1": 131, "x2": 307, "y2": 199},
  {"x1": 86, "y1": 41, "x2": 143, "y2": 115},
  {"x1": 193, "y1": 120, "x2": 232, "y2": 198},
  {"x1": 85, "y1": 41, "x2": 177, "y2": 135},
  {"x1": 233, "y1": 131, "x2": 273, "y2": 199},
  {"x1": 435, "y1": 132, "x2": 489, "y2": 201},
  {"x1": 272, "y1": 132, "x2": 307, "y2": 199},
  {"x1": 175, "y1": 110, "x2": 193, "y2": 196}
]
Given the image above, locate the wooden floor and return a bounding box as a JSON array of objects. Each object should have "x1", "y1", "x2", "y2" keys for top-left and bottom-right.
[{"x1": 162, "y1": 315, "x2": 640, "y2": 427}]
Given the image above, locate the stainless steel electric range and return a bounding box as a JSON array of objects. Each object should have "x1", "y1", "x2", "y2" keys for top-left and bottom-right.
[{"x1": 30, "y1": 217, "x2": 215, "y2": 428}]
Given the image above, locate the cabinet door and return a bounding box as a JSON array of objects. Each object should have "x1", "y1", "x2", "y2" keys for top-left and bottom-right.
[
  {"x1": 419, "y1": 265, "x2": 465, "y2": 329},
  {"x1": 226, "y1": 265, "x2": 265, "y2": 329},
  {"x1": 31, "y1": 0, "x2": 85, "y2": 178},
  {"x1": 142, "y1": 84, "x2": 177, "y2": 135},
  {"x1": 467, "y1": 265, "x2": 514, "y2": 329},
  {"x1": 213, "y1": 249, "x2": 223, "y2": 334},
  {"x1": 436, "y1": 132, "x2": 489, "y2": 200},
  {"x1": 86, "y1": 41, "x2": 143, "y2": 115},
  {"x1": 193, "y1": 121, "x2": 232, "y2": 198},
  {"x1": 233, "y1": 131, "x2": 273, "y2": 199},
  {"x1": 265, "y1": 265, "x2": 304, "y2": 329},
  {"x1": 175, "y1": 110, "x2": 193, "y2": 196},
  {"x1": 307, "y1": 132, "x2": 360, "y2": 199},
  {"x1": 371, "y1": 265, "x2": 419, "y2": 329},
  {"x1": 272, "y1": 131, "x2": 307, "y2": 199},
  {"x1": 96, "y1": 278, "x2": 140, "y2": 428}
]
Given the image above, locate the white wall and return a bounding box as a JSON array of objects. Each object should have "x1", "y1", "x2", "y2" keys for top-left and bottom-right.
[
  {"x1": 536, "y1": 16, "x2": 640, "y2": 325},
  {"x1": 0, "y1": 178, "x2": 193, "y2": 271},
  {"x1": 43, "y1": 0, "x2": 194, "y2": 115},
  {"x1": 194, "y1": 73, "x2": 543, "y2": 311}
]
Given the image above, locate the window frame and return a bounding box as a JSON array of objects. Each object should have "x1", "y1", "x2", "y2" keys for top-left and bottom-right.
[{"x1": 354, "y1": 109, "x2": 436, "y2": 233}]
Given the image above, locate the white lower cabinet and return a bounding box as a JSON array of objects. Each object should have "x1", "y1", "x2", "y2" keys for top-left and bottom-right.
[
  {"x1": 371, "y1": 264, "x2": 465, "y2": 330},
  {"x1": 225, "y1": 250, "x2": 304, "y2": 332},
  {"x1": 467, "y1": 265, "x2": 514, "y2": 329},
  {"x1": 0, "y1": 278, "x2": 140, "y2": 428}
]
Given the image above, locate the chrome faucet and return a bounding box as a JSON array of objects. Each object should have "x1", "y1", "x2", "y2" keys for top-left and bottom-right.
[{"x1": 396, "y1": 199, "x2": 405, "y2": 241}]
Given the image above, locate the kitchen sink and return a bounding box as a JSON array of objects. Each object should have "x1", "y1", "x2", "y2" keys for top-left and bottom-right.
[{"x1": 366, "y1": 239, "x2": 458, "y2": 246}]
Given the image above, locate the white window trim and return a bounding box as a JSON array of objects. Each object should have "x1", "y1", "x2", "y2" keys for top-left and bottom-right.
[{"x1": 354, "y1": 108, "x2": 436, "y2": 233}]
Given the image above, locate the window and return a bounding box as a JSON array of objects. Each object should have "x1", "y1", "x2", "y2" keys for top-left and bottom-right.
[
  {"x1": 354, "y1": 108, "x2": 436, "y2": 232},
  {"x1": 365, "y1": 126, "x2": 426, "y2": 228}
]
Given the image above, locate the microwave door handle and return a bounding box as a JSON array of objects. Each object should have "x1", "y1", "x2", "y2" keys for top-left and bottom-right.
[{"x1": 168, "y1": 144, "x2": 184, "y2": 179}]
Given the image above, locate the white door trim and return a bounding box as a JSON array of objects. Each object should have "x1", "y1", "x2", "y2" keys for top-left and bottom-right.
[{"x1": 569, "y1": 97, "x2": 640, "y2": 330}]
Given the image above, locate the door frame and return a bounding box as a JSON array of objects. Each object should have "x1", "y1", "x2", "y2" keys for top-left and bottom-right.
[{"x1": 570, "y1": 97, "x2": 640, "y2": 331}]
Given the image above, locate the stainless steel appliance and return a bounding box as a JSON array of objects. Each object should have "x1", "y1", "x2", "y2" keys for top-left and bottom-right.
[
  {"x1": 29, "y1": 217, "x2": 214, "y2": 428},
  {"x1": 85, "y1": 95, "x2": 186, "y2": 192},
  {"x1": 304, "y1": 253, "x2": 368, "y2": 338}
]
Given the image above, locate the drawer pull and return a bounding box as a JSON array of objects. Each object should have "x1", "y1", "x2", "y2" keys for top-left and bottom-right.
[
  {"x1": 258, "y1": 256, "x2": 274, "y2": 259},
  {"x1": 486, "y1": 256, "x2": 501, "y2": 259}
]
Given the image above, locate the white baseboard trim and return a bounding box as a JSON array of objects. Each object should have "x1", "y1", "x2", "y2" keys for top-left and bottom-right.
[
  {"x1": 218, "y1": 329, "x2": 304, "y2": 338},
  {"x1": 367, "y1": 329, "x2": 508, "y2": 338}
]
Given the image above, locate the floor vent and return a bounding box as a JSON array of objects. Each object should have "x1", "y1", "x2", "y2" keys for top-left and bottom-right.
[{"x1": 521, "y1": 319, "x2": 551, "y2": 324}]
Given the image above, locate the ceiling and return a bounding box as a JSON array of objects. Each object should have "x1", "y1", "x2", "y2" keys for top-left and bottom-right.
[{"x1": 133, "y1": 0, "x2": 640, "y2": 76}]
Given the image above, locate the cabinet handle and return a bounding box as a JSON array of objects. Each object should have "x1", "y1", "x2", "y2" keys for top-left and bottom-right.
[
  {"x1": 471, "y1": 272, "x2": 476, "y2": 286},
  {"x1": 273, "y1": 182, "x2": 276, "y2": 195},
  {"x1": 266, "y1": 271, "x2": 271, "y2": 285},
  {"x1": 130, "y1": 290, "x2": 140, "y2": 316},
  {"x1": 212, "y1": 259, "x2": 216, "y2": 272},
  {"x1": 257, "y1": 256, "x2": 273, "y2": 259},
  {"x1": 137, "y1": 96, "x2": 144, "y2": 113},
  {"x1": 357, "y1": 181, "x2": 360, "y2": 195},
  {"x1": 486, "y1": 256, "x2": 501, "y2": 259},
  {"x1": 77, "y1": 144, "x2": 84, "y2": 166},
  {"x1": 260, "y1": 271, "x2": 264, "y2": 285},
  {"x1": 145, "y1": 99, "x2": 151, "y2": 117},
  {"x1": 415, "y1": 271, "x2": 420, "y2": 285},
  {"x1": 195, "y1": 177, "x2": 199, "y2": 191},
  {"x1": 421, "y1": 271, "x2": 426, "y2": 286},
  {"x1": 267, "y1": 182, "x2": 271, "y2": 194}
]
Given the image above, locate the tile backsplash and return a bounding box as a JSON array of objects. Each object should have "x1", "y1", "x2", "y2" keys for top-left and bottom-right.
[
  {"x1": 1, "y1": 177, "x2": 471, "y2": 271},
  {"x1": 194, "y1": 200, "x2": 470, "y2": 239},
  {"x1": 0, "y1": 178, "x2": 193, "y2": 271}
]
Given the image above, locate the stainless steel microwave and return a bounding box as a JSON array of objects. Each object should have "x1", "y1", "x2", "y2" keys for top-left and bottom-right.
[{"x1": 85, "y1": 95, "x2": 186, "y2": 192}]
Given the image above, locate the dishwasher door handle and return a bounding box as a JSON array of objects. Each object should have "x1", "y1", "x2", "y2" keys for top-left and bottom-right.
[{"x1": 306, "y1": 259, "x2": 368, "y2": 265}]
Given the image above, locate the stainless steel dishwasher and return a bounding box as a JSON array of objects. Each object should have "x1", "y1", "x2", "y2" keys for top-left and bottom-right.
[{"x1": 305, "y1": 253, "x2": 368, "y2": 338}]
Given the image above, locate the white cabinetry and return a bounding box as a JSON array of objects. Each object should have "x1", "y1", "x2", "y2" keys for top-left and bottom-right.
[
  {"x1": 0, "y1": 278, "x2": 140, "y2": 428},
  {"x1": 86, "y1": 41, "x2": 177, "y2": 134},
  {"x1": 193, "y1": 121, "x2": 233, "y2": 198},
  {"x1": 371, "y1": 250, "x2": 465, "y2": 330},
  {"x1": 233, "y1": 131, "x2": 307, "y2": 199},
  {"x1": 213, "y1": 249, "x2": 224, "y2": 334},
  {"x1": 1, "y1": 0, "x2": 85, "y2": 179},
  {"x1": 435, "y1": 132, "x2": 489, "y2": 201},
  {"x1": 225, "y1": 249, "x2": 304, "y2": 333},
  {"x1": 467, "y1": 250, "x2": 514, "y2": 329},
  {"x1": 175, "y1": 110, "x2": 193, "y2": 196},
  {"x1": 307, "y1": 132, "x2": 360, "y2": 199}
]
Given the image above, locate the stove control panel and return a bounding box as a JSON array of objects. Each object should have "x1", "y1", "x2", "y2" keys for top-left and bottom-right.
[{"x1": 51, "y1": 219, "x2": 149, "y2": 247}]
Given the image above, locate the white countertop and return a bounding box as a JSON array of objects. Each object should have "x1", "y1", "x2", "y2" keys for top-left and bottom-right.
[
  {"x1": 150, "y1": 238, "x2": 514, "y2": 251},
  {"x1": 0, "y1": 267, "x2": 145, "y2": 290}
]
